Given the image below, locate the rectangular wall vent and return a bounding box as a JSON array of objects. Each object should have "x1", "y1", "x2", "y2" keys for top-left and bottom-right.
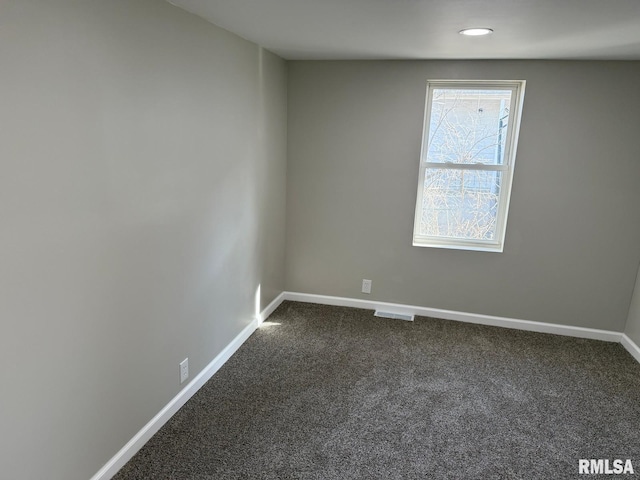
[{"x1": 374, "y1": 310, "x2": 414, "y2": 322}]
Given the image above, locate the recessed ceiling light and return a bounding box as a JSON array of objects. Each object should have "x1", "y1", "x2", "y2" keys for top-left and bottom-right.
[{"x1": 459, "y1": 28, "x2": 494, "y2": 36}]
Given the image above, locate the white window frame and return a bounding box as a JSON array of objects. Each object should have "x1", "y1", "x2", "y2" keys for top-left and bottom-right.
[{"x1": 412, "y1": 79, "x2": 526, "y2": 252}]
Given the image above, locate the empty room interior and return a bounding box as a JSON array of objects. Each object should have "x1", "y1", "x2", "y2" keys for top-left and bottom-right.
[{"x1": 3, "y1": 0, "x2": 640, "y2": 479}]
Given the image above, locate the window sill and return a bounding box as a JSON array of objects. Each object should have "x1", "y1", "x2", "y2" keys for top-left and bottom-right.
[{"x1": 412, "y1": 239, "x2": 504, "y2": 253}]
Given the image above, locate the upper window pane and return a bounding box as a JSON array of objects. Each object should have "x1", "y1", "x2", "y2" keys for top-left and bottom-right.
[{"x1": 426, "y1": 88, "x2": 512, "y2": 166}]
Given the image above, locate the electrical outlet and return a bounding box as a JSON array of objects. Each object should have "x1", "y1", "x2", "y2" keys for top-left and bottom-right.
[
  {"x1": 179, "y1": 358, "x2": 189, "y2": 384},
  {"x1": 362, "y1": 279, "x2": 372, "y2": 294}
]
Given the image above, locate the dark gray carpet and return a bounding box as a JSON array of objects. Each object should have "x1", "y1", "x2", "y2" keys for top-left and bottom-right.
[{"x1": 114, "y1": 301, "x2": 640, "y2": 479}]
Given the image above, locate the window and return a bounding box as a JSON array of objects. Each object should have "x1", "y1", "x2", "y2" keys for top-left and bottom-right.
[{"x1": 413, "y1": 80, "x2": 526, "y2": 252}]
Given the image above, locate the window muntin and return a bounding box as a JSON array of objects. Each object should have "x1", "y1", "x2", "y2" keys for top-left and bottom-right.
[{"x1": 413, "y1": 80, "x2": 525, "y2": 252}]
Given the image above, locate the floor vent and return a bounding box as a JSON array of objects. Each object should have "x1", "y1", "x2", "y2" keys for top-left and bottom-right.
[{"x1": 374, "y1": 310, "x2": 414, "y2": 322}]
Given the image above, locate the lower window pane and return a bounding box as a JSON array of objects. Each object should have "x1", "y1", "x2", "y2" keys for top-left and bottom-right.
[{"x1": 420, "y1": 168, "x2": 502, "y2": 240}]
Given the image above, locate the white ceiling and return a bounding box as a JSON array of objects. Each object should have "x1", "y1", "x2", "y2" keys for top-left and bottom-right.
[{"x1": 167, "y1": 0, "x2": 640, "y2": 61}]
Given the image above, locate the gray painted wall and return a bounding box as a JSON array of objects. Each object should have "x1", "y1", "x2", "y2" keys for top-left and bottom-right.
[
  {"x1": 0, "y1": 1, "x2": 286, "y2": 479},
  {"x1": 625, "y1": 266, "x2": 640, "y2": 345},
  {"x1": 286, "y1": 60, "x2": 640, "y2": 331}
]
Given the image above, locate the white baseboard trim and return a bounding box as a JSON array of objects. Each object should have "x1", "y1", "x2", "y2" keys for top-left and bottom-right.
[
  {"x1": 621, "y1": 334, "x2": 640, "y2": 363},
  {"x1": 93, "y1": 292, "x2": 287, "y2": 480},
  {"x1": 258, "y1": 292, "x2": 286, "y2": 324},
  {"x1": 283, "y1": 292, "x2": 622, "y2": 343},
  {"x1": 92, "y1": 290, "x2": 632, "y2": 479},
  {"x1": 91, "y1": 319, "x2": 258, "y2": 480},
  {"x1": 91, "y1": 293, "x2": 286, "y2": 480}
]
